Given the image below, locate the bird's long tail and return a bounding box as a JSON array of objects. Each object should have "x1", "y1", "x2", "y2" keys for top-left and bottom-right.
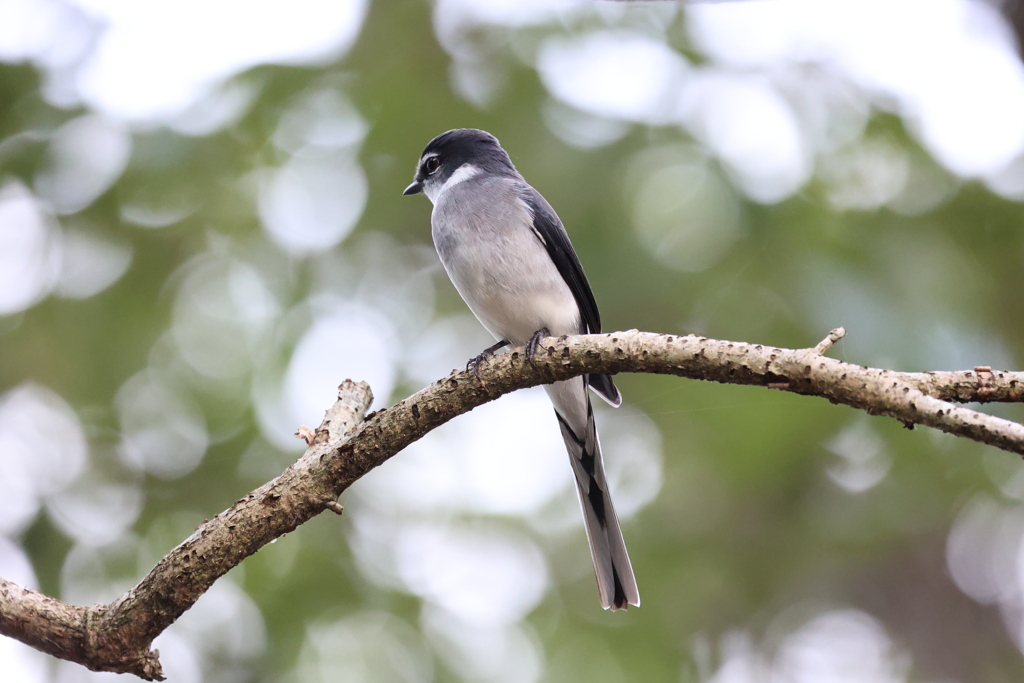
[{"x1": 545, "y1": 377, "x2": 639, "y2": 610}]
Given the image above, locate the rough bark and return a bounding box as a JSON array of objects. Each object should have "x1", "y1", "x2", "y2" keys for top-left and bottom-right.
[{"x1": 2, "y1": 329, "x2": 1024, "y2": 679}]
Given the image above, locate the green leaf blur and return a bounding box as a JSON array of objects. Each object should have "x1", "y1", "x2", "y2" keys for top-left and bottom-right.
[{"x1": 2, "y1": 1, "x2": 1024, "y2": 681}]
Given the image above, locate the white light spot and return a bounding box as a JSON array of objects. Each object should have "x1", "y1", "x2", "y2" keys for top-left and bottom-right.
[
  {"x1": 687, "y1": 0, "x2": 1024, "y2": 178},
  {"x1": 169, "y1": 78, "x2": 261, "y2": 137},
  {"x1": 54, "y1": 228, "x2": 132, "y2": 299},
  {"x1": 46, "y1": 472, "x2": 143, "y2": 546},
  {"x1": 433, "y1": 0, "x2": 564, "y2": 60},
  {"x1": 423, "y1": 609, "x2": 543, "y2": 683},
  {"x1": 449, "y1": 59, "x2": 507, "y2": 108},
  {"x1": 171, "y1": 256, "x2": 280, "y2": 380},
  {"x1": 286, "y1": 305, "x2": 399, "y2": 411},
  {"x1": 542, "y1": 99, "x2": 631, "y2": 150},
  {"x1": 120, "y1": 188, "x2": 198, "y2": 229},
  {"x1": 0, "y1": 181, "x2": 61, "y2": 315},
  {"x1": 72, "y1": 0, "x2": 369, "y2": 121},
  {"x1": 59, "y1": 536, "x2": 140, "y2": 605},
  {"x1": 0, "y1": 0, "x2": 93, "y2": 69},
  {"x1": 357, "y1": 388, "x2": 570, "y2": 516},
  {"x1": 947, "y1": 494, "x2": 1023, "y2": 604},
  {"x1": 260, "y1": 304, "x2": 399, "y2": 449},
  {"x1": 258, "y1": 153, "x2": 367, "y2": 255},
  {"x1": 116, "y1": 369, "x2": 209, "y2": 479},
  {"x1": 174, "y1": 580, "x2": 267, "y2": 672},
  {"x1": 0, "y1": 383, "x2": 88, "y2": 536},
  {"x1": 537, "y1": 30, "x2": 689, "y2": 125},
  {"x1": 0, "y1": 537, "x2": 38, "y2": 588},
  {"x1": 147, "y1": 631, "x2": 202, "y2": 683},
  {"x1": 985, "y1": 152, "x2": 1024, "y2": 201},
  {"x1": 34, "y1": 114, "x2": 131, "y2": 215},
  {"x1": 773, "y1": 609, "x2": 907, "y2": 683},
  {"x1": 624, "y1": 144, "x2": 744, "y2": 272},
  {"x1": 296, "y1": 611, "x2": 433, "y2": 683},
  {"x1": 824, "y1": 418, "x2": 891, "y2": 493},
  {"x1": 394, "y1": 523, "x2": 548, "y2": 626},
  {"x1": 0, "y1": 638, "x2": 47, "y2": 683},
  {"x1": 273, "y1": 87, "x2": 368, "y2": 154},
  {"x1": 0, "y1": 539, "x2": 45, "y2": 679},
  {"x1": 680, "y1": 72, "x2": 810, "y2": 203}
]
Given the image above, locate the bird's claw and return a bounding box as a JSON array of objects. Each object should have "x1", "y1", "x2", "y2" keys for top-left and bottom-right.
[
  {"x1": 467, "y1": 354, "x2": 486, "y2": 381},
  {"x1": 467, "y1": 339, "x2": 510, "y2": 380},
  {"x1": 525, "y1": 327, "x2": 550, "y2": 366}
]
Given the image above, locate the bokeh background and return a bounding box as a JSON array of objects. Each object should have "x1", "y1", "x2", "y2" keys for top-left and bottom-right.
[{"x1": 4, "y1": 0, "x2": 1024, "y2": 681}]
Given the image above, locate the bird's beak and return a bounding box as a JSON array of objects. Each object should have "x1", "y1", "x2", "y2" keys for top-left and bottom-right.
[{"x1": 403, "y1": 181, "x2": 423, "y2": 196}]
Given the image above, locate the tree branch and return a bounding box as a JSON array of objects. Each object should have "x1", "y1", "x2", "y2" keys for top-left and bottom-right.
[
  {"x1": 2, "y1": 329, "x2": 1024, "y2": 678},
  {"x1": 0, "y1": 380, "x2": 374, "y2": 679}
]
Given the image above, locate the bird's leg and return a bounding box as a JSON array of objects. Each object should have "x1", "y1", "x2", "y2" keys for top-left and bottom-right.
[
  {"x1": 467, "y1": 339, "x2": 510, "y2": 380},
  {"x1": 525, "y1": 327, "x2": 550, "y2": 366}
]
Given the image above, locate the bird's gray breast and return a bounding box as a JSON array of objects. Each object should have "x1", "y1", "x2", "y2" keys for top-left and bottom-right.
[{"x1": 430, "y1": 177, "x2": 580, "y2": 343}]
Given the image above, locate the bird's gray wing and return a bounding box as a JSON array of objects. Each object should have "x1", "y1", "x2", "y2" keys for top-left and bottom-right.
[{"x1": 520, "y1": 185, "x2": 621, "y2": 407}]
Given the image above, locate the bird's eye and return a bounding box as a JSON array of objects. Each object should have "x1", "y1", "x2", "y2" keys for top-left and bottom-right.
[{"x1": 424, "y1": 157, "x2": 440, "y2": 174}]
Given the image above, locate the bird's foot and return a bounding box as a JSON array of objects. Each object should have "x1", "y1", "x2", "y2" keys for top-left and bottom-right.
[
  {"x1": 525, "y1": 327, "x2": 550, "y2": 366},
  {"x1": 467, "y1": 339, "x2": 510, "y2": 380}
]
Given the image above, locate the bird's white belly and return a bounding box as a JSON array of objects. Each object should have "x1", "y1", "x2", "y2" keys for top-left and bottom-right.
[{"x1": 440, "y1": 235, "x2": 580, "y2": 345}]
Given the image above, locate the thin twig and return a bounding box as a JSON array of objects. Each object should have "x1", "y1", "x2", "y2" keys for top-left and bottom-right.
[{"x1": 813, "y1": 326, "x2": 847, "y2": 354}]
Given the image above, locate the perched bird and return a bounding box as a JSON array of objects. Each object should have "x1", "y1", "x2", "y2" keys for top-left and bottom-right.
[{"x1": 404, "y1": 128, "x2": 639, "y2": 610}]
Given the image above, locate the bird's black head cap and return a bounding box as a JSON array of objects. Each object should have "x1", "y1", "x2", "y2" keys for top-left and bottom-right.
[{"x1": 404, "y1": 128, "x2": 518, "y2": 196}]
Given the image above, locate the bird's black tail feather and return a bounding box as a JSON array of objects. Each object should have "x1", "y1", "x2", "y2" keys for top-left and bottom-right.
[{"x1": 552, "y1": 382, "x2": 638, "y2": 610}]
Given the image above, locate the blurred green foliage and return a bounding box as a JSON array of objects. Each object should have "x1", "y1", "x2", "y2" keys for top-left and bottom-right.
[{"x1": 3, "y1": 1, "x2": 1024, "y2": 682}]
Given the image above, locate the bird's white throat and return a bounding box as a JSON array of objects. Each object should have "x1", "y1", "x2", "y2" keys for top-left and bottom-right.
[{"x1": 425, "y1": 163, "x2": 481, "y2": 204}]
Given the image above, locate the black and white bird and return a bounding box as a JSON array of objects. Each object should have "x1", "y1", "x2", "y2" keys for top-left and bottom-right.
[{"x1": 404, "y1": 128, "x2": 639, "y2": 610}]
